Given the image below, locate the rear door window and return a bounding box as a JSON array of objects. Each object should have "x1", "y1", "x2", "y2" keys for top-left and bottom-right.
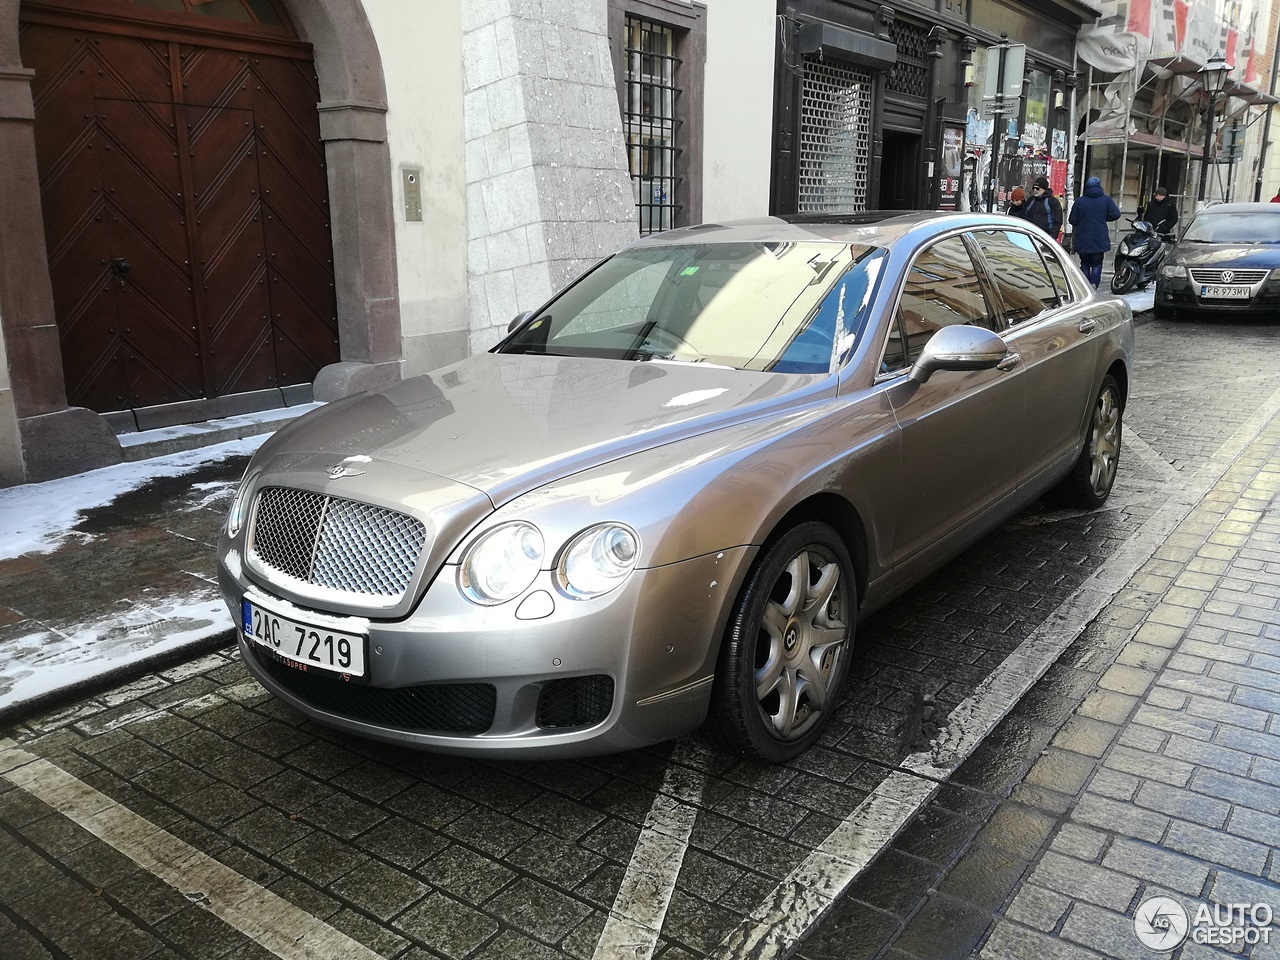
[
  {"x1": 1034, "y1": 237, "x2": 1076, "y2": 304},
  {"x1": 883, "y1": 235, "x2": 994, "y2": 372},
  {"x1": 972, "y1": 230, "x2": 1061, "y2": 325}
]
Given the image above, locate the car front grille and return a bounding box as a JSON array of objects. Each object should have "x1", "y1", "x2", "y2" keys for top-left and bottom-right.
[
  {"x1": 248, "y1": 644, "x2": 496, "y2": 733},
  {"x1": 536, "y1": 675, "x2": 614, "y2": 729},
  {"x1": 1189, "y1": 268, "x2": 1269, "y2": 285},
  {"x1": 249, "y1": 487, "x2": 426, "y2": 600}
]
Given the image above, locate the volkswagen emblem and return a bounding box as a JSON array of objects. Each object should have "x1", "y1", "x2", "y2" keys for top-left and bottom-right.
[{"x1": 1221, "y1": 269, "x2": 1234, "y2": 283}]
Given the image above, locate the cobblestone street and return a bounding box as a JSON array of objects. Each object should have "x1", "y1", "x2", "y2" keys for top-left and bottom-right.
[{"x1": 2, "y1": 311, "x2": 1279, "y2": 960}]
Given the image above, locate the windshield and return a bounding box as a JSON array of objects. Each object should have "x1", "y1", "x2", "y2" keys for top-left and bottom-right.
[
  {"x1": 498, "y1": 241, "x2": 887, "y2": 374},
  {"x1": 1181, "y1": 212, "x2": 1280, "y2": 244}
]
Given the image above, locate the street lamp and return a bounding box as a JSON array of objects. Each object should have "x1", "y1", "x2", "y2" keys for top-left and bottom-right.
[{"x1": 1197, "y1": 54, "x2": 1231, "y2": 202}]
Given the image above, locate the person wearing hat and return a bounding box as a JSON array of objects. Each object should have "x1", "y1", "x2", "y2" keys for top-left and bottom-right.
[
  {"x1": 1006, "y1": 186, "x2": 1028, "y2": 219},
  {"x1": 1026, "y1": 175, "x2": 1063, "y2": 238},
  {"x1": 1139, "y1": 186, "x2": 1178, "y2": 237},
  {"x1": 1068, "y1": 176, "x2": 1122, "y2": 288}
]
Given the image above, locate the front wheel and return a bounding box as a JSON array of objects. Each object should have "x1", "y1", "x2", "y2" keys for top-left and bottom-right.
[
  {"x1": 1110, "y1": 260, "x2": 1139, "y2": 294},
  {"x1": 704, "y1": 522, "x2": 855, "y2": 762},
  {"x1": 1046, "y1": 374, "x2": 1123, "y2": 509}
]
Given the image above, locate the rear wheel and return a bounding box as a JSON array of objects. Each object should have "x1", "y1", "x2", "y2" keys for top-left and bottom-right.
[
  {"x1": 704, "y1": 522, "x2": 855, "y2": 762},
  {"x1": 1046, "y1": 374, "x2": 1123, "y2": 509}
]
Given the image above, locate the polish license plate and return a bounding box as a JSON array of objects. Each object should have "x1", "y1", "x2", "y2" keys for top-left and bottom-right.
[
  {"x1": 242, "y1": 598, "x2": 366, "y2": 677},
  {"x1": 1200, "y1": 284, "x2": 1251, "y2": 299}
]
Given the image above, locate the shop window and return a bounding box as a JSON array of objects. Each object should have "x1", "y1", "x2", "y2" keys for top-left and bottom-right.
[{"x1": 799, "y1": 56, "x2": 872, "y2": 213}]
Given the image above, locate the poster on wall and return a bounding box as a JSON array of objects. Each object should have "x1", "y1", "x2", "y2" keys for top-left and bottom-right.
[
  {"x1": 939, "y1": 125, "x2": 964, "y2": 210},
  {"x1": 1050, "y1": 159, "x2": 1068, "y2": 198}
]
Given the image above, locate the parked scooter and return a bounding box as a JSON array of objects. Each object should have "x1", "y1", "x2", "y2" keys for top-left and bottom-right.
[{"x1": 1110, "y1": 219, "x2": 1170, "y2": 294}]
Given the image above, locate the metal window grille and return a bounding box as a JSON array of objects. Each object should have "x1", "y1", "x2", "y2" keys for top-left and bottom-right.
[
  {"x1": 624, "y1": 16, "x2": 681, "y2": 234},
  {"x1": 799, "y1": 56, "x2": 872, "y2": 213},
  {"x1": 887, "y1": 21, "x2": 930, "y2": 99}
]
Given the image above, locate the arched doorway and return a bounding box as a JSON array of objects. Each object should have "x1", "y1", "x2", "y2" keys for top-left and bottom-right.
[{"x1": 19, "y1": 0, "x2": 339, "y2": 414}]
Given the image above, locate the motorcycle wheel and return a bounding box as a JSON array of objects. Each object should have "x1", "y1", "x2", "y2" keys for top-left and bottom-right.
[{"x1": 1110, "y1": 261, "x2": 1139, "y2": 294}]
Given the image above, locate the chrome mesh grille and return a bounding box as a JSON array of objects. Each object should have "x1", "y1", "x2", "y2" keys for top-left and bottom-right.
[
  {"x1": 250, "y1": 487, "x2": 426, "y2": 599},
  {"x1": 1189, "y1": 268, "x2": 1269, "y2": 285}
]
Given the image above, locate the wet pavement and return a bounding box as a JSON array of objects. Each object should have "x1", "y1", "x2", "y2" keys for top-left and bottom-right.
[{"x1": 0, "y1": 307, "x2": 1277, "y2": 960}]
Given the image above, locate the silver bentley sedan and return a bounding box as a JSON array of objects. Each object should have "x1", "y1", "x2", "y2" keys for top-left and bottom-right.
[{"x1": 217, "y1": 213, "x2": 1133, "y2": 761}]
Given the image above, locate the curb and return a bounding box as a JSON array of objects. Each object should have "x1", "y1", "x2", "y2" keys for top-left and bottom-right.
[{"x1": 0, "y1": 628, "x2": 238, "y2": 728}]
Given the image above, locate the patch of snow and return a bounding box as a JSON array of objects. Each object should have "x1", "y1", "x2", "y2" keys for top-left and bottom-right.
[
  {"x1": 0, "y1": 435, "x2": 268, "y2": 561},
  {"x1": 0, "y1": 589, "x2": 233, "y2": 714}
]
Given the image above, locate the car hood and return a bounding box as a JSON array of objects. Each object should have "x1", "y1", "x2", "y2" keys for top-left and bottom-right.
[
  {"x1": 263, "y1": 353, "x2": 828, "y2": 505},
  {"x1": 1170, "y1": 244, "x2": 1280, "y2": 269}
]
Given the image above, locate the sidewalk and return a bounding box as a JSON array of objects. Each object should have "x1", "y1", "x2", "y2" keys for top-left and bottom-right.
[{"x1": 0, "y1": 427, "x2": 273, "y2": 722}]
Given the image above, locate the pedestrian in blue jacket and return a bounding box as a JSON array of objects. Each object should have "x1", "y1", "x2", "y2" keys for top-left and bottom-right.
[{"x1": 1068, "y1": 176, "x2": 1121, "y2": 288}]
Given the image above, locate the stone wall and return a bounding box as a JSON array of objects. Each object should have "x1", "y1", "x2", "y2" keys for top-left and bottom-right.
[{"x1": 461, "y1": 0, "x2": 637, "y2": 355}]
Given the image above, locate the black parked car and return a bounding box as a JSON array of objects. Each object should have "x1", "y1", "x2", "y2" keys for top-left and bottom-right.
[{"x1": 1154, "y1": 202, "x2": 1280, "y2": 320}]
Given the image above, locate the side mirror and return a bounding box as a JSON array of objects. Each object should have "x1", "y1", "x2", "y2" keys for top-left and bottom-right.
[
  {"x1": 508, "y1": 310, "x2": 535, "y2": 333},
  {"x1": 909, "y1": 324, "x2": 1009, "y2": 384}
]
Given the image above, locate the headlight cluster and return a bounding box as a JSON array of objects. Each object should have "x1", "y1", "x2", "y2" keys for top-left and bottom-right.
[
  {"x1": 1160, "y1": 264, "x2": 1186, "y2": 279},
  {"x1": 458, "y1": 521, "x2": 640, "y2": 605},
  {"x1": 226, "y1": 468, "x2": 257, "y2": 537}
]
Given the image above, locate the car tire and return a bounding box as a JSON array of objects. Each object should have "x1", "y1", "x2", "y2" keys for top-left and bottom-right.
[
  {"x1": 704, "y1": 521, "x2": 855, "y2": 762},
  {"x1": 1110, "y1": 261, "x2": 1139, "y2": 294},
  {"x1": 1046, "y1": 374, "x2": 1123, "y2": 509}
]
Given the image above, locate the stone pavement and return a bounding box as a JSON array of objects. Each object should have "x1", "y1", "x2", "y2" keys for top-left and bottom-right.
[
  {"x1": 797, "y1": 319, "x2": 1280, "y2": 960},
  {"x1": 974, "y1": 383, "x2": 1280, "y2": 960}
]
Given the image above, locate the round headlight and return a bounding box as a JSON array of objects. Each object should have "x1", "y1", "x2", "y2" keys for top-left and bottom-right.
[
  {"x1": 459, "y1": 522, "x2": 544, "y2": 605},
  {"x1": 558, "y1": 524, "x2": 640, "y2": 599},
  {"x1": 1160, "y1": 264, "x2": 1186, "y2": 279},
  {"x1": 226, "y1": 468, "x2": 255, "y2": 537}
]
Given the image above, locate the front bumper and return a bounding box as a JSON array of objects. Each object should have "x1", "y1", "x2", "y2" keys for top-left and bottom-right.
[
  {"x1": 1155, "y1": 274, "x2": 1280, "y2": 313},
  {"x1": 219, "y1": 544, "x2": 753, "y2": 758}
]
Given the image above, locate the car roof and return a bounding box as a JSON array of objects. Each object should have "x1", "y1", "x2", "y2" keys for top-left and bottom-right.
[
  {"x1": 626, "y1": 212, "x2": 1030, "y2": 249},
  {"x1": 1192, "y1": 202, "x2": 1280, "y2": 216}
]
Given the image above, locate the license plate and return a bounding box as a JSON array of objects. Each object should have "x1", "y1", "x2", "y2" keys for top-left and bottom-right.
[
  {"x1": 1200, "y1": 284, "x2": 1251, "y2": 299},
  {"x1": 242, "y1": 598, "x2": 366, "y2": 678}
]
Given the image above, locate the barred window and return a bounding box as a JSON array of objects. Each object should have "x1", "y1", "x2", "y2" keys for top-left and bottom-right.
[
  {"x1": 624, "y1": 17, "x2": 680, "y2": 234},
  {"x1": 799, "y1": 57, "x2": 872, "y2": 213}
]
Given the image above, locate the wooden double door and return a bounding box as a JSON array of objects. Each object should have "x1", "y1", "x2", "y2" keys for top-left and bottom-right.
[{"x1": 21, "y1": 8, "x2": 338, "y2": 412}]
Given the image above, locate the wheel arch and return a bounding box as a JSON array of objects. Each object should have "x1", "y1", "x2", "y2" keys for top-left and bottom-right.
[
  {"x1": 759, "y1": 492, "x2": 870, "y2": 612},
  {"x1": 1106, "y1": 358, "x2": 1129, "y2": 405}
]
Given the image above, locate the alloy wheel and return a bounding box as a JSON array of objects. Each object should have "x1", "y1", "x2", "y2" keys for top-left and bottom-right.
[
  {"x1": 753, "y1": 546, "x2": 849, "y2": 741},
  {"x1": 1088, "y1": 384, "x2": 1122, "y2": 497}
]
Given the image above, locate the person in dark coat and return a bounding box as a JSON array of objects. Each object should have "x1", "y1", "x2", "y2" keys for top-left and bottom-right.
[
  {"x1": 1026, "y1": 175, "x2": 1063, "y2": 238},
  {"x1": 1006, "y1": 186, "x2": 1028, "y2": 219},
  {"x1": 1068, "y1": 176, "x2": 1122, "y2": 288},
  {"x1": 1139, "y1": 186, "x2": 1178, "y2": 236}
]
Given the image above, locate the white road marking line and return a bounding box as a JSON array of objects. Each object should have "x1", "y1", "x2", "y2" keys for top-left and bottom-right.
[
  {"x1": 593, "y1": 739, "x2": 707, "y2": 960},
  {"x1": 0, "y1": 739, "x2": 383, "y2": 960},
  {"x1": 711, "y1": 772, "x2": 936, "y2": 960},
  {"x1": 712, "y1": 383, "x2": 1280, "y2": 959}
]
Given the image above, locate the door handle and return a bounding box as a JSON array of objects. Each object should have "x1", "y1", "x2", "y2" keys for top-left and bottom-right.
[
  {"x1": 1077, "y1": 318, "x2": 1097, "y2": 334},
  {"x1": 996, "y1": 351, "x2": 1021, "y2": 371}
]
